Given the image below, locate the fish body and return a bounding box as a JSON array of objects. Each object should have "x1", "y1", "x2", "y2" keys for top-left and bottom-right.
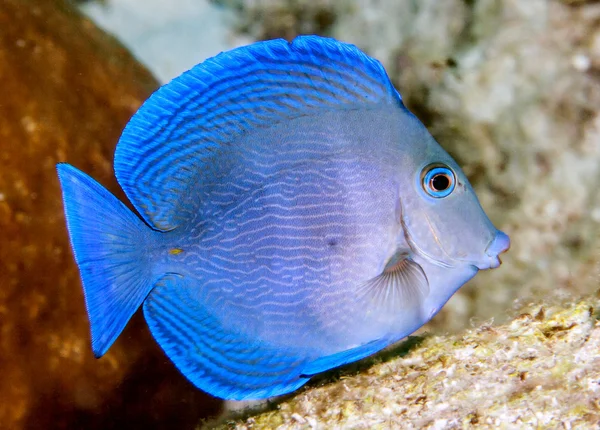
[{"x1": 57, "y1": 36, "x2": 509, "y2": 400}]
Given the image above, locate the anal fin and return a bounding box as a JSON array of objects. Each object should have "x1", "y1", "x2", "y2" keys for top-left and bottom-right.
[
  {"x1": 301, "y1": 337, "x2": 390, "y2": 376},
  {"x1": 143, "y1": 274, "x2": 313, "y2": 400}
]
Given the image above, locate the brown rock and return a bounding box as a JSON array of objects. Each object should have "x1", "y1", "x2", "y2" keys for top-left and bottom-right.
[{"x1": 0, "y1": 1, "x2": 221, "y2": 428}]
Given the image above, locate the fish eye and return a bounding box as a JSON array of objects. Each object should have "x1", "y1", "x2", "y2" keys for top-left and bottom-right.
[{"x1": 421, "y1": 165, "x2": 456, "y2": 198}]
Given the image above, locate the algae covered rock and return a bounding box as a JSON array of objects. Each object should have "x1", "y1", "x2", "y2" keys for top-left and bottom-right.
[
  {"x1": 0, "y1": 0, "x2": 220, "y2": 428},
  {"x1": 213, "y1": 293, "x2": 600, "y2": 429}
]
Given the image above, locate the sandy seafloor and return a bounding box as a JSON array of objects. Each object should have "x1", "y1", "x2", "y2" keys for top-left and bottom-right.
[{"x1": 80, "y1": 0, "x2": 249, "y2": 83}]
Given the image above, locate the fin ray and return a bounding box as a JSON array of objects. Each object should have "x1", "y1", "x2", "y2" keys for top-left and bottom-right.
[{"x1": 355, "y1": 255, "x2": 430, "y2": 315}]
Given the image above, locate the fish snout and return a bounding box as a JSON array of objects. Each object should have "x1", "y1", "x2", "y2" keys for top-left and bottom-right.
[{"x1": 480, "y1": 230, "x2": 510, "y2": 270}]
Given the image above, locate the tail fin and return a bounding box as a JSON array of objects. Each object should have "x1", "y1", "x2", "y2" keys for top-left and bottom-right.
[{"x1": 56, "y1": 163, "x2": 158, "y2": 357}]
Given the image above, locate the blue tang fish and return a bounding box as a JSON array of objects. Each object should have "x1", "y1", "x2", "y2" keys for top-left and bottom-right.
[{"x1": 56, "y1": 36, "x2": 510, "y2": 400}]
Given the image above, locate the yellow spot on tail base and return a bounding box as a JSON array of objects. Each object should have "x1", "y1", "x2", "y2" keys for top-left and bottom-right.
[{"x1": 169, "y1": 248, "x2": 184, "y2": 255}]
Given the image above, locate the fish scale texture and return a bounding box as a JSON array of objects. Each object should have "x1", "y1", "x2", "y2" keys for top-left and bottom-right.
[{"x1": 154, "y1": 109, "x2": 429, "y2": 359}]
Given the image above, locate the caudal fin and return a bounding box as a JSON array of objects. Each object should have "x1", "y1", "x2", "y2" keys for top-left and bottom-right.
[{"x1": 57, "y1": 163, "x2": 158, "y2": 357}]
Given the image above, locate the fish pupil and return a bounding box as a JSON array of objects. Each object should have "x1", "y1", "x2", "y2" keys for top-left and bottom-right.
[
  {"x1": 431, "y1": 174, "x2": 450, "y2": 191},
  {"x1": 420, "y1": 165, "x2": 455, "y2": 198}
]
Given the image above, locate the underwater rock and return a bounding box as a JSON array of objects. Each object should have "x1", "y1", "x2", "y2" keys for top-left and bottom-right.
[
  {"x1": 0, "y1": 0, "x2": 220, "y2": 428},
  {"x1": 220, "y1": 0, "x2": 600, "y2": 333},
  {"x1": 211, "y1": 292, "x2": 600, "y2": 428},
  {"x1": 210, "y1": 0, "x2": 339, "y2": 41}
]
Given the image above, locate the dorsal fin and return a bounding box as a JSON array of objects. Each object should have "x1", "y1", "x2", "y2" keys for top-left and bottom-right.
[{"x1": 114, "y1": 35, "x2": 402, "y2": 230}]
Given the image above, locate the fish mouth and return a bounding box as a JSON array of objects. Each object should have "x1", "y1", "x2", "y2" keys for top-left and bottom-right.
[
  {"x1": 482, "y1": 256, "x2": 502, "y2": 270},
  {"x1": 477, "y1": 230, "x2": 510, "y2": 270}
]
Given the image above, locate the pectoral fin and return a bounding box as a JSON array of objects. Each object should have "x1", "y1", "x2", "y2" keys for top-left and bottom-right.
[{"x1": 356, "y1": 253, "x2": 429, "y2": 312}]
